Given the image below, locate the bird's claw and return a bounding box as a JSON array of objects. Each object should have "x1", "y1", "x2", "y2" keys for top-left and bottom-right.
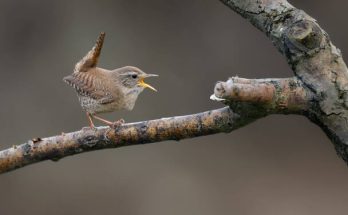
[{"x1": 110, "y1": 119, "x2": 125, "y2": 129}]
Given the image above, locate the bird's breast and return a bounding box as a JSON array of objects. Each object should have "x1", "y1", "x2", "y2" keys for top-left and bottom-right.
[{"x1": 119, "y1": 88, "x2": 143, "y2": 111}]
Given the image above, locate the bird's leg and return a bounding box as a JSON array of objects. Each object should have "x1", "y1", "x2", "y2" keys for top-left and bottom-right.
[
  {"x1": 91, "y1": 115, "x2": 125, "y2": 129},
  {"x1": 86, "y1": 112, "x2": 95, "y2": 128},
  {"x1": 91, "y1": 115, "x2": 113, "y2": 125}
]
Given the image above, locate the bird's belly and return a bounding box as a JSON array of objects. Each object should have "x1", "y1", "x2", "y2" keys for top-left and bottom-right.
[{"x1": 78, "y1": 96, "x2": 121, "y2": 114}]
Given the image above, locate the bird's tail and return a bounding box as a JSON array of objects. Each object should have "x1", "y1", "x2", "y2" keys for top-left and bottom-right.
[{"x1": 74, "y1": 32, "x2": 106, "y2": 73}]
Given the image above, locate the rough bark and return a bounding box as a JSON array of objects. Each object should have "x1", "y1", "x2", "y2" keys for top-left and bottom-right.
[{"x1": 1, "y1": 0, "x2": 348, "y2": 173}]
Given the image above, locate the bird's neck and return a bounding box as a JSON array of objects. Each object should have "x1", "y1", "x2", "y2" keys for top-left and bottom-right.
[{"x1": 121, "y1": 87, "x2": 144, "y2": 110}]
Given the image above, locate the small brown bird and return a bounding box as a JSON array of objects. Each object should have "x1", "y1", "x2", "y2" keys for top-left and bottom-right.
[{"x1": 63, "y1": 32, "x2": 158, "y2": 128}]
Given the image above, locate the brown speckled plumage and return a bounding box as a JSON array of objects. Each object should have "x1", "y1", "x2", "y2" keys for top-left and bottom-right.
[{"x1": 64, "y1": 32, "x2": 158, "y2": 128}]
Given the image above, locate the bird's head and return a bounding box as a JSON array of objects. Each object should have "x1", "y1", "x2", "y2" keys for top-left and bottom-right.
[{"x1": 113, "y1": 66, "x2": 158, "y2": 92}]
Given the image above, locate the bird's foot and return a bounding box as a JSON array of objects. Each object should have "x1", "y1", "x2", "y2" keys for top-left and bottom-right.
[
  {"x1": 110, "y1": 119, "x2": 125, "y2": 129},
  {"x1": 81, "y1": 126, "x2": 97, "y2": 132}
]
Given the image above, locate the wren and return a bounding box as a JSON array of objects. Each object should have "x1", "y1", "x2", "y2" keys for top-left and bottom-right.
[{"x1": 64, "y1": 32, "x2": 158, "y2": 128}]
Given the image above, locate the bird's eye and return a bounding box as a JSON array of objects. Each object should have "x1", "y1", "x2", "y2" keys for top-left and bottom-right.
[{"x1": 131, "y1": 74, "x2": 138, "y2": 79}]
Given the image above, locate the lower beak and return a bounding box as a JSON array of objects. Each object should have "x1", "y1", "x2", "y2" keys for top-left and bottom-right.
[{"x1": 138, "y1": 74, "x2": 158, "y2": 92}]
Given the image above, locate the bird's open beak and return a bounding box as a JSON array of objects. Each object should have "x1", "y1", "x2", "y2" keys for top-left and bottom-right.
[{"x1": 138, "y1": 74, "x2": 158, "y2": 92}]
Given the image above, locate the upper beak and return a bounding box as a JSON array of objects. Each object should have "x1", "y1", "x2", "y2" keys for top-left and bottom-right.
[
  {"x1": 138, "y1": 74, "x2": 158, "y2": 92},
  {"x1": 145, "y1": 74, "x2": 158, "y2": 78}
]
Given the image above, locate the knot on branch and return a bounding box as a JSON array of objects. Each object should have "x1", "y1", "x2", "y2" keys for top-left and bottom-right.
[{"x1": 285, "y1": 19, "x2": 324, "y2": 55}]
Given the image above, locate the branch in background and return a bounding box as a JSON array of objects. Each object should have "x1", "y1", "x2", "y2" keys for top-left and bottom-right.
[{"x1": 218, "y1": 0, "x2": 348, "y2": 163}]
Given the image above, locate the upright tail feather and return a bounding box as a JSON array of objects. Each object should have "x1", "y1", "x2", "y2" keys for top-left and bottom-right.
[{"x1": 74, "y1": 32, "x2": 106, "y2": 73}]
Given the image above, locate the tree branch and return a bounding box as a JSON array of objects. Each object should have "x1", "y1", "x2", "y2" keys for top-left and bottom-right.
[
  {"x1": 0, "y1": 107, "x2": 251, "y2": 174},
  {"x1": 214, "y1": 77, "x2": 313, "y2": 114}
]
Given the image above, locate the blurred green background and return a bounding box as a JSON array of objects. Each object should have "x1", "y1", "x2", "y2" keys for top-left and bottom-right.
[{"x1": 1, "y1": 0, "x2": 348, "y2": 214}]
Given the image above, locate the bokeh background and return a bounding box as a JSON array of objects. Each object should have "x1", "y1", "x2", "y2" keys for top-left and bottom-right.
[{"x1": 0, "y1": 0, "x2": 348, "y2": 214}]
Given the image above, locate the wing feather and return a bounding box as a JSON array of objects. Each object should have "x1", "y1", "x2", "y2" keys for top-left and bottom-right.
[{"x1": 63, "y1": 72, "x2": 114, "y2": 104}]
